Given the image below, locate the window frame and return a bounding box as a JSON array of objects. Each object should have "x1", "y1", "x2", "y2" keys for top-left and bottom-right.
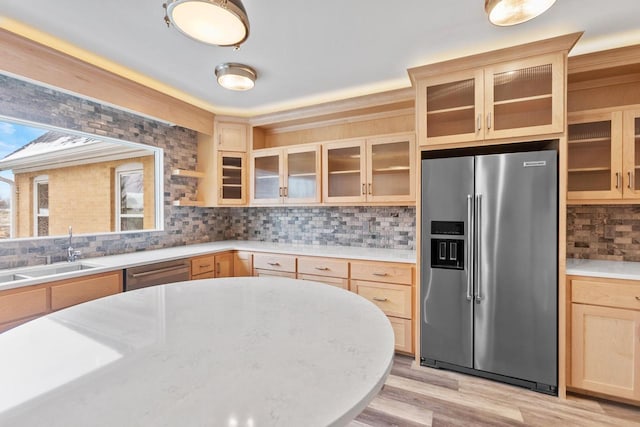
[
  {"x1": 115, "y1": 163, "x2": 144, "y2": 232},
  {"x1": 33, "y1": 174, "x2": 49, "y2": 237}
]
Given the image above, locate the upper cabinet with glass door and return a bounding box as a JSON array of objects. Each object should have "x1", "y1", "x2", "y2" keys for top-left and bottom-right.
[
  {"x1": 323, "y1": 133, "x2": 415, "y2": 204},
  {"x1": 250, "y1": 145, "x2": 321, "y2": 206},
  {"x1": 415, "y1": 53, "x2": 564, "y2": 147},
  {"x1": 568, "y1": 108, "x2": 640, "y2": 203}
]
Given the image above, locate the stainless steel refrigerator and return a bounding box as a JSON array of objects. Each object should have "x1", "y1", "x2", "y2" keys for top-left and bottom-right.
[{"x1": 420, "y1": 150, "x2": 557, "y2": 394}]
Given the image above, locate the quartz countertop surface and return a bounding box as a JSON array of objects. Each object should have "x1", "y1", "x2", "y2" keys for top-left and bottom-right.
[
  {"x1": 566, "y1": 258, "x2": 640, "y2": 281},
  {"x1": 0, "y1": 277, "x2": 395, "y2": 426},
  {"x1": 0, "y1": 241, "x2": 416, "y2": 291}
]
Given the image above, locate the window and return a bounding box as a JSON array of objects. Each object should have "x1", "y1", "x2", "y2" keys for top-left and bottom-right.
[
  {"x1": 115, "y1": 164, "x2": 144, "y2": 232},
  {"x1": 33, "y1": 175, "x2": 49, "y2": 236}
]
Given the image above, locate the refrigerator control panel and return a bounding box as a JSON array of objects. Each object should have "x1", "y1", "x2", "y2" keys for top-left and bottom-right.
[
  {"x1": 431, "y1": 238, "x2": 464, "y2": 270},
  {"x1": 431, "y1": 221, "x2": 464, "y2": 236}
]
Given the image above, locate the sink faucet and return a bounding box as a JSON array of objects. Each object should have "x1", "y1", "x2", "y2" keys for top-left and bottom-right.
[{"x1": 67, "y1": 226, "x2": 81, "y2": 263}]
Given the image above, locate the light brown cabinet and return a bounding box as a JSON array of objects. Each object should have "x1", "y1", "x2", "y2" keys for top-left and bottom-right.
[
  {"x1": 351, "y1": 260, "x2": 415, "y2": 354},
  {"x1": 0, "y1": 271, "x2": 123, "y2": 333},
  {"x1": 251, "y1": 145, "x2": 321, "y2": 205},
  {"x1": 569, "y1": 276, "x2": 640, "y2": 403},
  {"x1": 253, "y1": 253, "x2": 297, "y2": 278},
  {"x1": 191, "y1": 252, "x2": 234, "y2": 280},
  {"x1": 322, "y1": 133, "x2": 415, "y2": 204},
  {"x1": 215, "y1": 121, "x2": 248, "y2": 151},
  {"x1": 297, "y1": 256, "x2": 349, "y2": 290},
  {"x1": 414, "y1": 53, "x2": 565, "y2": 147},
  {"x1": 568, "y1": 108, "x2": 640, "y2": 203},
  {"x1": 234, "y1": 251, "x2": 253, "y2": 277}
]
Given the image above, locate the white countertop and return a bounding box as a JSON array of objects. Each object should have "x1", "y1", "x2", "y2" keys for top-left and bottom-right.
[
  {"x1": 566, "y1": 258, "x2": 640, "y2": 281},
  {"x1": 0, "y1": 241, "x2": 416, "y2": 292},
  {"x1": 0, "y1": 277, "x2": 395, "y2": 426}
]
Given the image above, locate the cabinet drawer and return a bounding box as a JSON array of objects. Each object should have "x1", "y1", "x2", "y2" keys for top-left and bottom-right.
[
  {"x1": 297, "y1": 257, "x2": 348, "y2": 278},
  {"x1": 0, "y1": 287, "x2": 48, "y2": 324},
  {"x1": 351, "y1": 261, "x2": 413, "y2": 285},
  {"x1": 572, "y1": 278, "x2": 640, "y2": 310},
  {"x1": 51, "y1": 272, "x2": 122, "y2": 311},
  {"x1": 389, "y1": 316, "x2": 413, "y2": 354},
  {"x1": 192, "y1": 271, "x2": 216, "y2": 280},
  {"x1": 253, "y1": 253, "x2": 296, "y2": 273},
  {"x1": 191, "y1": 255, "x2": 216, "y2": 276},
  {"x1": 297, "y1": 274, "x2": 349, "y2": 290},
  {"x1": 352, "y1": 280, "x2": 412, "y2": 319},
  {"x1": 254, "y1": 269, "x2": 296, "y2": 279}
]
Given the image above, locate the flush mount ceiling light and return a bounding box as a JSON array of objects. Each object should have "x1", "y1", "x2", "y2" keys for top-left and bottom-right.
[
  {"x1": 163, "y1": 0, "x2": 250, "y2": 47},
  {"x1": 215, "y1": 63, "x2": 257, "y2": 91},
  {"x1": 485, "y1": 0, "x2": 556, "y2": 26}
]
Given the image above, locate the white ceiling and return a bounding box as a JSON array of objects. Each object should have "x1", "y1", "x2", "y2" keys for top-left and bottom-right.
[{"x1": 2, "y1": 0, "x2": 640, "y2": 117}]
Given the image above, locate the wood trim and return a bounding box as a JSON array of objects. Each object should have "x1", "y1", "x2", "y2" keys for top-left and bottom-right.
[
  {"x1": 568, "y1": 73, "x2": 640, "y2": 93},
  {"x1": 250, "y1": 88, "x2": 414, "y2": 127},
  {"x1": 623, "y1": 109, "x2": 640, "y2": 200},
  {"x1": 569, "y1": 44, "x2": 640, "y2": 75},
  {"x1": 0, "y1": 29, "x2": 215, "y2": 134},
  {"x1": 408, "y1": 32, "x2": 582, "y2": 82}
]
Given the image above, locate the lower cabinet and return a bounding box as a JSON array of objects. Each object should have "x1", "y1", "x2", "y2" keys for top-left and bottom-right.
[
  {"x1": 297, "y1": 256, "x2": 349, "y2": 290},
  {"x1": 253, "y1": 253, "x2": 297, "y2": 278},
  {"x1": 569, "y1": 276, "x2": 640, "y2": 403},
  {"x1": 191, "y1": 252, "x2": 234, "y2": 280},
  {"x1": 0, "y1": 271, "x2": 123, "y2": 333},
  {"x1": 234, "y1": 251, "x2": 253, "y2": 277}
]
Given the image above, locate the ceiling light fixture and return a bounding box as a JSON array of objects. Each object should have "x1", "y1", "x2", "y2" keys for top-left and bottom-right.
[
  {"x1": 215, "y1": 63, "x2": 257, "y2": 91},
  {"x1": 485, "y1": 0, "x2": 556, "y2": 26},
  {"x1": 163, "y1": 0, "x2": 250, "y2": 47}
]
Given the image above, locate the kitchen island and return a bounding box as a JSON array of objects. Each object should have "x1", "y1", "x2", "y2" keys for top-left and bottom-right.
[{"x1": 0, "y1": 277, "x2": 394, "y2": 426}]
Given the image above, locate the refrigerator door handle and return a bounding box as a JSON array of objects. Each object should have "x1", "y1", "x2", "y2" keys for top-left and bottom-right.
[
  {"x1": 466, "y1": 194, "x2": 474, "y2": 301},
  {"x1": 475, "y1": 193, "x2": 482, "y2": 303}
]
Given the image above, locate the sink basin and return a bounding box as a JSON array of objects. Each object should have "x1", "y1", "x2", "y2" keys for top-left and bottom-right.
[
  {"x1": 0, "y1": 273, "x2": 31, "y2": 283},
  {"x1": 20, "y1": 263, "x2": 98, "y2": 278}
]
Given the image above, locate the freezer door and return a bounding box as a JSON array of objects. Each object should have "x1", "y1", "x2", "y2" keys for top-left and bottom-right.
[
  {"x1": 421, "y1": 156, "x2": 474, "y2": 368},
  {"x1": 474, "y1": 150, "x2": 557, "y2": 387}
]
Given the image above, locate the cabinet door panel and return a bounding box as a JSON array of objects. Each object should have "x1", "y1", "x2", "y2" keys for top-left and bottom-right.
[
  {"x1": 285, "y1": 145, "x2": 321, "y2": 204},
  {"x1": 323, "y1": 140, "x2": 366, "y2": 203},
  {"x1": 0, "y1": 287, "x2": 48, "y2": 324},
  {"x1": 568, "y1": 111, "x2": 623, "y2": 201},
  {"x1": 352, "y1": 280, "x2": 412, "y2": 319},
  {"x1": 367, "y1": 135, "x2": 415, "y2": 202},
  {"x1": 234, "y1": 251, "x2": 253, "y2": 277},
  {"x1": 623, "y1": 110, "x2": 640, "y2": 200},
  {"x1": 216, "y1": 122, "x2": 247, "y2": 151},
  {"x1": 297, "y1": 274, "x2": 349, "y2": 290},
  {"x1": 218, "y1": 152, "x2": 246, "y2": 205},
  {"x1": 485, "y1": 53, "x2": 564, "y2": 140},
  {"x1": 51, "y1": 272, "x2": 122, "y2": 311},
  {"x1": 215, "y1": 252, "x2": 234, "y2": 278},
  {"x1": 418, "y1": 69, "x2": 484, "y2": 146},
  {"x1": 571, "y1": 303, "x2": 640, "y2": 400},
  {"x1": 251, "y1": 150, "x2": 283, "y2": 204}
]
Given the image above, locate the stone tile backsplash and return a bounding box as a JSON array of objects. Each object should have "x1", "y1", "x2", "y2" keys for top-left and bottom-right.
[
  {"x1": 567, "y1": 205, "x2": 640, "y2": 262},
  {"x1": 0, "y1": 75, "x2": 417, "y2": 269}
]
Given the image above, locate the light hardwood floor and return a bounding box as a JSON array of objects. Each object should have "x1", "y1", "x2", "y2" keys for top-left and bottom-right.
[{"x1": 350, "y1": 355, "x2": 640, "y2": 427}]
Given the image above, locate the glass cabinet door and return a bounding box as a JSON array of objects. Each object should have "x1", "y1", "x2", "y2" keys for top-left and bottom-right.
[
  {"x1": 251, "y1": 151, "x2": 282, "y2": 204},
  {"x1": 485, "y1": 53, "x2": 564, "y2": 139},
  {"x1": 217, "y1": 152, "x2": 246, "y2": 205},
  {"x1": 285, "y1": 146, "x2": 320, "y2": 204},
  {"x1": 623, "y1": 110, "x2": 640, "y2": 200},
  {"x1": 567, "y1": 112, "x2": 622, "y2": 201},
  {"x1": 323, "y1": 140, "x2": 366, "y2": 202},
  {"x1": 419, "y1": 69, "x2": 483, "y2": 146},
  {"x1": 366, "y1": 135, "x2": 415, "y2": 202}
]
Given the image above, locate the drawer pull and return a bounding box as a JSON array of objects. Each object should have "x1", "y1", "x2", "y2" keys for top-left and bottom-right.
[
  {"x1": 267, "y1": 262, "x2": 281, "y2": 266},
  {"x1": 636, "y1": 296, "x2": 640, "y2": 301},
  {"x1": 315, "y1": 267, "x2": 329, "y2": 271},
  {"x1": 372, "y1": 297, "x2": 388, "y2": 302},
  {"x1": 372, "y1": 272, "x2": 388, "y2": 277},
  {"x1": 199, "y1": 264, "x2": 211, "y2": 268}
]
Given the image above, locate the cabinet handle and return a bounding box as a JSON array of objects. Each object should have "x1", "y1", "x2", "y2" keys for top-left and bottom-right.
[
  {"x1": 284, "y1": 186, "x2": 288, "y2": 197},
  {"x1": 372, "y1": 272, "x2": 388, "y2": 277},
  {"x1": 616, "y1": 172, "x2": 621, "y2": 189},
  {"x1": 200, "y1": 264, "x2": 211, "y2": 268},
  {"x1": 315, "y1": 267, "x2": 329, "y2": 271},
  {"x1": 636, "y1": 296, "x2": 640, "y2": 301},
  {"x1": 279, "y1": 187, "x2": 283, "y2": 197},
  {"x1": 477, "y1": 114, "x2": 482, "y2": 132},
  {"x1": 368, "y1": 183, "x2": 372, "y2": 195},
  {"x1": 216, "y1": 262, "x2": 220, "y2": 275},
  {"x1": 372, "y1": 296, "x2": 388, "y2": 302},
  {"x1": 629, "y1": 171, "x2": 634, "y2": 191},
  {"x1": 486, "y1": 112, "x2": 492, "y2": 130},
  {"x1": 267, "y1": 262, "x2": 280, "y2": 266},
  {"x1": 362, "y1": 183, "x2": 366, "y2": 195},
  {"x1": 218, "y1": 134, "x2": 222, "y2": 145}
]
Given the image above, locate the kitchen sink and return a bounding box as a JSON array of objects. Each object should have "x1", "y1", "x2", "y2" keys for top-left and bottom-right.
[
  {"x1": 19, "y1": 263, "x2": 98, "y2": 277},
  {"x1": 0, "y1": 273, "x2": 31, "y2": 283}
]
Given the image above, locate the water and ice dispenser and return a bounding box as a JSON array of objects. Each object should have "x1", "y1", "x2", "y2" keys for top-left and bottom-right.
[{"x1": 430, "y1": 221, "x2": 464, "y2": 270}]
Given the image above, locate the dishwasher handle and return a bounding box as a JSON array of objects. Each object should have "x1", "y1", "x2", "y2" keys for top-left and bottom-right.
[{"x1": 128, "y1": 264, "x2": 189, "y2": 278}]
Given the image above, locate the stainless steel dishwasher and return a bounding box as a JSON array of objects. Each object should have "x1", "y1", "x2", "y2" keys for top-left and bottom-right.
[{"x1": 125, "y1": 259, "x2": 191, "y2": 291}]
